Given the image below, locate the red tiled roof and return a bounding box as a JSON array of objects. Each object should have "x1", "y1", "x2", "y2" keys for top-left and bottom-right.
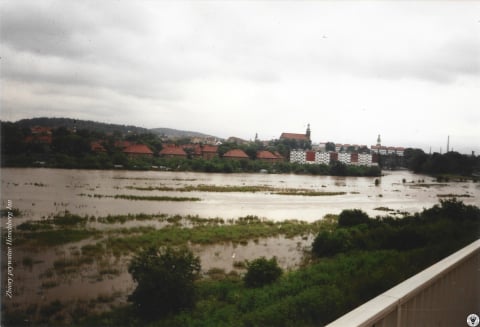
[
  {"x1": 273, "y1": 151, "x2": 284, "y2": 159},
  {"x1": 24, "y1": 135, "x2": 52, "y2": 144},
  {"x1": 223, "y1": 149, "x2": 249, "y2": 158},
  {"x1": 115, "y1": 141, "x2": 133, "y2": 149},
  {"x1": 31, "y1": 126, "x2": 52, "y2": 134},
  {"x1": 182, "y1": 144, "x2": 202, "y2": 156},
  {"x1": 202, "y1": 145, "x2": 218, "y2": 153},
  {"x1": 280, "y1": 133, "x2": 309, "y2": 141},
  {"x1": 123, "y1": 144, "x2": 153, "y2": 155},
  {"x1": 91, "y1": 141, "x2": 106, "y2": 152},
  {"x1": 256, "y1": 151, "x2": 278, "y2": 160},
  {"x1": 159, "y1": 147, "x2": 187, "y2": 156}
]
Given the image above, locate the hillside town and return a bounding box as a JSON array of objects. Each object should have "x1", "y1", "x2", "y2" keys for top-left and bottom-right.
[
  {"x1": 4, "y1": 118, "x2": 479, "y2": 177},
  {"x1": 15, "y1": 122, "x2": 407, "y2": 168}
]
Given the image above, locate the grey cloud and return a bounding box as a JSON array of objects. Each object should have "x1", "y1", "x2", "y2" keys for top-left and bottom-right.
[{"x1": 0, "y1": 2, "x2": 97, "y2": 58}]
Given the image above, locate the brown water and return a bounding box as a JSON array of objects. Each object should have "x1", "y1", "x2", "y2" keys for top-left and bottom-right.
[
  {"x1": 2, "y1": 168, "x2": 479, "y2": 221},
  {"x1": 1, "y1": 168, "x2": 478, "y2": 319}
]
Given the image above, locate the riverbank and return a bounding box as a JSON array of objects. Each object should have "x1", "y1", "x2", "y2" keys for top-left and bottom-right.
[{"x1": 2, "y1": 154, "x2": 381, "y2": 177}]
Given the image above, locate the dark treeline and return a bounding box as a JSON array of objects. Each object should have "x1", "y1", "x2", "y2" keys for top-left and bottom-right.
[
  {"x1": 399, "y1": 148, "x2": 479, "y2": 177},
  {"x1": 64, "y1": 199, "x2": 479, "y2": 327}
]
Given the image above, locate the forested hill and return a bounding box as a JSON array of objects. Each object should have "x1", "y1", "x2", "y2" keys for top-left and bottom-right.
[
  {"x1": 149, "y1": 127, "x2": 213, "y2": 139},
  {"x1": 15, "y1": 117, "x2": 149, "y2": 135},
  {"x1": 12, "y1": 117, "x2": 214, "y2": 138}
]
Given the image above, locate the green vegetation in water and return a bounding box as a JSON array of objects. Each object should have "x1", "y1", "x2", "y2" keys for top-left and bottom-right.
[
  {"x1": 126, "y1": 184, "x2": 346, "y2": 196},
  {"x1": 16, "y1": 229, "x2": 98, "y2": 247},
  {"x1": 374, "y1": 207, "x2": 395, "y2": 212},
  {"x1": 274, "y1": 191, "x2": 346, "y2": 196},
  {"x1": 78, "y1": 193, "x2": 201, "y2": 202},
  {"x1": 437, "y1": 193, "x2": 472, "y2": 198},
  {"x1": 103, "y1": 216, "x2": 327, "y2": 255}
]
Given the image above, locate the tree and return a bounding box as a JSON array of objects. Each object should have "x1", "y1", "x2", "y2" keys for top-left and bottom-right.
[
  {"x1": 128, "y1": 246, "x2": 201, "y2": 320},
  {"x1": 338, "y1": 209, "x2": 370, "y2": 227},
  {"x1": 244, "y1": 257, "x2": 283, "y2": 288},
  {"x1": 312, "y1": 229, "x2": 351, "y2": 257},
  {"x1": 325, "y1": 142, "x2": 335, "y2": 152},
  {"x1": 330, "y1": 161, "x2": 347, "y2": 176}
]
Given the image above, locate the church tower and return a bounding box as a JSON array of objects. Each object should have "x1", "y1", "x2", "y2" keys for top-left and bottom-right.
[
  {"x1": 376, "y1": 134, "x2": 381, "y2": 146},
  {"x1": 306, "y1": 124, "x2": 311, "y2": 140}
]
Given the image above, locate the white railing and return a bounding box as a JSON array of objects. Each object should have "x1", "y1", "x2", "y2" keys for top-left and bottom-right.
[{"x1": 326, "y1": 239, "x2": 480, "y2": 327}]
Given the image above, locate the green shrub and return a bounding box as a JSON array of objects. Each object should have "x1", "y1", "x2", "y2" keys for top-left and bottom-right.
[
  {"x1": 338, "y1": 209, "x2": 370, "y2": 227},
  {"x1": 244, "y1": 257, "x2": 283, "y2": 288},
  {"x1": 128, "y1": 246, "x2": 201, "y2": 320}
]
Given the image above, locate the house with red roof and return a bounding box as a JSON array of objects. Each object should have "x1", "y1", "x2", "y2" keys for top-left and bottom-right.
[
  {"x1": 256, "y1": 150, "x2": 282, "y2": 162},
  {"x1": 159, "y1": 146, "x2": 187, "y2": 158},
  {"x1": 182, "y1": 144, "x2": 202, "y2": 158},
  {"x1": 201, "y1": 145, "x2": 218, "y2": 160},
  {"x1": 123, "y1": 144, "x2": 154, "y2": 157},
  {"x1": 24, "y1": 134, "x2": 52, "y2": 144},
  {"x1": 115, "y1": 141, "x2": 133, "y2": 149},
  {"x1": 223, "y1": 149, "x2": 249, "y2": 160},
  {"x1": 31, "y1": 126, "x2": 52, "y2": 135},
  {"x1": 91, "y1": 141, "x2": 107, "y2": 153}
]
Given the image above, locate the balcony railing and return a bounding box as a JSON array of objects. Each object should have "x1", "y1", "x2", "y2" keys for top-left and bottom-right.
[{"x1": 326, "y1": 239, "x2": 480, "y2": 327}]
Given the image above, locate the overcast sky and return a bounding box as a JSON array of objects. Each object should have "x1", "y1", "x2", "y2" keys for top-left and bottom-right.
[{"x1": 1, "y1": 1, "x2": 479, "y2": 153}]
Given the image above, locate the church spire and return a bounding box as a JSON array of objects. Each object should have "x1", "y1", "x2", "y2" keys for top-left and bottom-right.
[{"x1": 376, "y1": 134, "x2": 381, "y2": 146}]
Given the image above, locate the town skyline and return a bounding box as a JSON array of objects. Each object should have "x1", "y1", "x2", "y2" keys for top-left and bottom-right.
[
  {"x1": 5, "y1": 116, "x2": 468, "y2": 156},
  {"x1": 1, "y1": 1, "x2": 479, "y2": 154}
]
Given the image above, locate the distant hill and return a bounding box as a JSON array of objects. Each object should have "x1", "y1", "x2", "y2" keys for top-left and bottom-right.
[
  {"x1": 13, "y1": 117, "x2": 217, "y2": 139},
  {"x1": 15, "y1": 117, "x2": 150, "y2": 135},
  {"x1": 149, "y1": 127, "x2": 214, "y2": 139}
]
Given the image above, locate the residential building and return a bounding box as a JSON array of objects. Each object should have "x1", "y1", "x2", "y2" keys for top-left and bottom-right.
[
  {"x1": 290, "y1": 150, "x2": 377, "y2": 167},
  {"x1": 223, "y1": 149, "x2": 249, "y2": 160},
  {"x1": 201, "y1": 145, "x2": 218, "y2": 160},
  {"x1": 123, "y1": 144, "x2": 154, "y2": 157},
  {"x1": 256, "y1": 151, "x2": 282, "y2": 162},
  {"x1": 159, "y1": 146, "x2": 187, "y2": 158},
  {"x1": 91, "y1": 141, "x2": 107, "y2": 153}
]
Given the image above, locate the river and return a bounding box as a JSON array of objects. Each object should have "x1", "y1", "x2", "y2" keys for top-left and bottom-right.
[{"x1": 1, "y1": 168, "x2": 479, "y2": 222}]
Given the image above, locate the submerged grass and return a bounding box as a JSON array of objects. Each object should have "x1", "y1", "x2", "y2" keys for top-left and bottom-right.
[
  {"x1": 125, "y1": 184, "x2": 346, "y2": 196},
  {"x1": 102, "y1": 215, "x2": 331, "y2": 255},
  {"x1": 78, "y1": 193, "x2": 201, "y2": 202},
  {"x1": 437, "y1": 193, "x2": 472, "y2": 198},
  {"x1": 16, "y1": 229, "x2": 98, "y2": 247}
]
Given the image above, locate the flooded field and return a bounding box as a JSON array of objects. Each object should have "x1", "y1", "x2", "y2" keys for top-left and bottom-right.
[
  {"x1": 1, "y1": 168, "x2": 478, "y2": 322},
  {"x1": 2, "y1": 168, "x2": 479, "y2": 221}
]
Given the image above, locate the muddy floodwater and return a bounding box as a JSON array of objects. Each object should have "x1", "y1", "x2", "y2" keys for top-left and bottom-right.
[
  {"x1": 1, "y1": 168, "x2": 479, "y2": 320},
  {"x1": 3, "y1": 168, "x2": 479, "y2": 222}
]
